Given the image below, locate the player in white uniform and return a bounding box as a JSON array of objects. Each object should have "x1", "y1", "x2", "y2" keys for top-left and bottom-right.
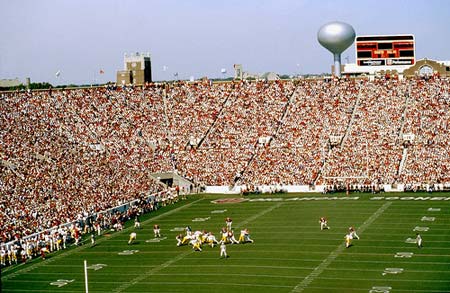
[
  {"x1": 6, "y1": 248, "x2": 12, "y2": 265},
  {"x1": 200, "y1": 230, "x2": 208, "y2": 244},
  {"x1": 225, "y1": 217, "x2": 233, "y2": 231},
  {"x1": 238, "y1": 229, "x2": 254, "y2": 243},
  {"x1": 192, "y1": 238, "x2": 202, "y2": 251},
  {"x1": 55, "y1": 234, "x2": 62, "y2": 251},
  {"x1": 206, "y1": 232, "x2": 219, "y2": 247},
  {"x1": 220, "y1": 242, "x2": 228, "y2": 258},
  {"x1": 185, "y1": 226, "x2": 192, "y2": 236},
  {"x1": 176, "y1": 233, "x2": 194, "y2": 246},
  {"x1": 91, "y1": 232, "x2": 96, "y2": 246},
  {"x1": 134, "y1": 216, "x2": 141, "y2": 229},
  {"x1": 227, "y1": 230, "x2": 239, "y2": 244},
  {"x1": 0, "y1": 247, "x2": 6, "y2": 266},
  {"x1": 176, "y1": 234, "x2": 184, "y2": 246},
  {"x1": 319, "y1": 217, "x2": 330, "y2": 230},
  {"x1": 153, "y1": 224, "x2": 161, "y2": 238},
  {"x1": 26, "y1": 241, "x2": 34, "y2": 259},
  {"x1": 345, "y1": 233, "x2": 352, "y2": 248},
  {"x1": 128, "y1": 232, "x2": 137, "y2": 245},
  {"x1": 416, "y1": 233, "x2": 422, "y2": 248},
  {"x1": 349, "y1": 226, "x2": 359, "y2": 239},
  {"x1": 193, "y1": 230, "x2": 203, "y2": 239},
  {"x1": 20, "y1": 249, "x2": 27, "y2": 263},
  {"x1": 220, "y1": 227, "x2": 228, "y2": 243},
  {"x1": 62, "y1": 230, "x2": 68, "y2": 249}
]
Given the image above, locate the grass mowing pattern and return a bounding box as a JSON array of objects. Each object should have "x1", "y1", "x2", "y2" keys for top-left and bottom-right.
[{"x1": 2, "y1": 193, "x2": 450, "y2": 292}]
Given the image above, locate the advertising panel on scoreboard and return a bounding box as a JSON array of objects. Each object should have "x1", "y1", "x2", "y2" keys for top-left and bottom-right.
[{"x1": 356, "y1": 34, "x2": 415, "y2": 67}]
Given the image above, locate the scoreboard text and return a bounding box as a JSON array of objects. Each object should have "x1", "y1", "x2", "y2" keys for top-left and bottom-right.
[{"x1": 356, "y1": 35, "x2": 415, "y2": 67}]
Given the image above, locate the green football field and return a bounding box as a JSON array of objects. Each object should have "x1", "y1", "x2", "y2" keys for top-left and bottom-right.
[{"x1": 2, "y1": 193, "x2": 450, "y2": 293}]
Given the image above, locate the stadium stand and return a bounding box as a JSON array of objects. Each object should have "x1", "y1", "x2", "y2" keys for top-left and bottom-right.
[{"x1": 1, "y1": 77, "x2": 450, "y2": 254}]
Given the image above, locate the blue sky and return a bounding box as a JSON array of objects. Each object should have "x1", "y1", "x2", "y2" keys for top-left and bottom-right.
[{"x1": 1, "y1": 0, "x2": 449, "y2": 85}]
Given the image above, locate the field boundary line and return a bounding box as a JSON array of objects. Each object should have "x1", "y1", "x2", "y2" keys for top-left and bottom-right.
[
  {"x1": 1, "y1": 198, "x2": 204, "y2": 282},
  {"x1": 291, "y1": 201, "x2": 392, "y2": 292},
  {"x1": 112, "y1": 202, "x2": 284, "y2": 292}
]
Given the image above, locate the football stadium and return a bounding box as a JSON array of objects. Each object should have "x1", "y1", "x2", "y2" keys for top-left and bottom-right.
[{"x1": 2, "y1": 8, "x2": 450, "y2": 293}]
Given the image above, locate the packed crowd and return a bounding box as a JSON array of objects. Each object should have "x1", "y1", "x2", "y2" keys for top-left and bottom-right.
[
  {"x1": 1, "y1": 77, "x2": 450, "y2": 249},
  {"x1": 1, "y1": 88, "x2": 171, "y2": 244},
  {"x1": 240, "y1": 78, "x2": 449, "y2": 188},
  {"x1": 175, "y1": 81, "x2": 295, "y2": 185},
  {"x1": 321, "y1": 79, "x2": 406, "y2": 184},
  {"x1": 0, "y1": 190, "x2": 177, "y2": 267},
  {"x1": 400, "y1": 78, "x2": 450, "y2": 184},
  {"x1": 242, "y1": 79, "x2": 359, "y2": 186}
]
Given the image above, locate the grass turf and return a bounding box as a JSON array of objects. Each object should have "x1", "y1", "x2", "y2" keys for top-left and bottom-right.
[{"x1": 2, "y1": 192, "x2": 450, "y2": 292}]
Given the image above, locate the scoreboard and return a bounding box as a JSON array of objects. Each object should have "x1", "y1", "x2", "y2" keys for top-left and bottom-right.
[{"x1": 356, "y1": 35, "x2": 415, "y2": 67}]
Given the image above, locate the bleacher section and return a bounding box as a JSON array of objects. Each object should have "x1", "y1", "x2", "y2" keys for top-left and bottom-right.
[{"x1": 1, "y1": 78, "x2": 450, "y2": 242}]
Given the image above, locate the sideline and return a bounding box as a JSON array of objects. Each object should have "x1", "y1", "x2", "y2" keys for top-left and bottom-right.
[
  {"x1": 1, "y1": 198, "x2": 204, "y2": 282},
  {"x1": 290, "y1": 201, "x2": 392, "y2": 292}
]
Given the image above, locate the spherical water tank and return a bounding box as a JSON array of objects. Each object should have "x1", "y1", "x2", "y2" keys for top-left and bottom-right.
[
  {"x1": 318, "y1": 21, "x2": 355, "y2": 54},
  {"x1": 318, "y1": 21, "x2": 355, "y2": 77}
]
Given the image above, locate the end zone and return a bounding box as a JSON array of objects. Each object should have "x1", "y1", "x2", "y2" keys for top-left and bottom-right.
[{"x1": 211, "y1": 198, "x2": 248, "y2": 204}]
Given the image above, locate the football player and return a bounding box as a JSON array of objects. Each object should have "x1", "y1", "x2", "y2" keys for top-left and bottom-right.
[
  {"x1": 91, "y1": 232, "x2": 96, "y2": 246},
  {"x1": 345, "y1": 233, "x2": 352, "y2": 248},
  {"x1": 220, "y1": 227, "x2": 228, "y2": 243},
  {"x1": 0, "y1": 246, "x2": 6, "y2": 266},
  {"x1": 11, "y1": 246, "x2": 18, "y2": 264},
  {"x1": 220, "y1": 242, "x2": 228, "y2": 258},
  {"x1": 238, "y1": 228, "x2": 254, "y2": 243},
  {"x1": 227, "y1": 230, "x2": 239, "y2": 244},
  {"x1": 153, "y1": 224, "x2": 161, "y2": 238},
  {"x1": 225, "y1": 217, "x2": 233, "y2": 230},
  {"x1": 40, "y1": 246, "x2": 48, "y2": 260},
  {"x1": 206, "y1": 232, "x2": 219, "y2": 247},
  {"x1": 416, "y1": 233, "x2": 422, "y2": 248},
  {"x1": 176, "y1": 234, "x2": 184, "y2": 246},
  {"x1": 128, "y1": 232, "x2": 137, "y2": 245},
  {"x1": 178, "y1": 233, "x2": 195, "y2": 246},
  {"x1": 349, "y1": 226, "x2": 359, "y2": 239},
  {"x1": 191, "y1": 238, "x2": 203, "y2": 251},
  {"x1": 134, "y1": 215, "x2": 141, "y2": 229},
  {"x1": 319, "y1": 217, "x2": 329, "y2": 230}
]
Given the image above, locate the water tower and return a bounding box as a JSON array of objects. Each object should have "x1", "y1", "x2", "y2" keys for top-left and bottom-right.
[{"x1": 318, "y1": 21, "x2": 355, "y2": 77}]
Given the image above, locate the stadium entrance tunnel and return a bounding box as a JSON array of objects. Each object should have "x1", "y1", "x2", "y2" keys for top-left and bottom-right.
[{"x1": 152, "y1": 172, "x2": 193, "y2": 190}]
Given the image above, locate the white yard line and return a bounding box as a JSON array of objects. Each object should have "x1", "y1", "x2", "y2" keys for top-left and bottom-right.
[
  {"x1": 291, "y1": 201, "x2": 392, "y2": 292},
  {"x1": 112, "y1": 202, "x2": 284, "y2": 292},
  {"x1": 1, "y1": 198, "x2": 204, "y2": 282}
]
